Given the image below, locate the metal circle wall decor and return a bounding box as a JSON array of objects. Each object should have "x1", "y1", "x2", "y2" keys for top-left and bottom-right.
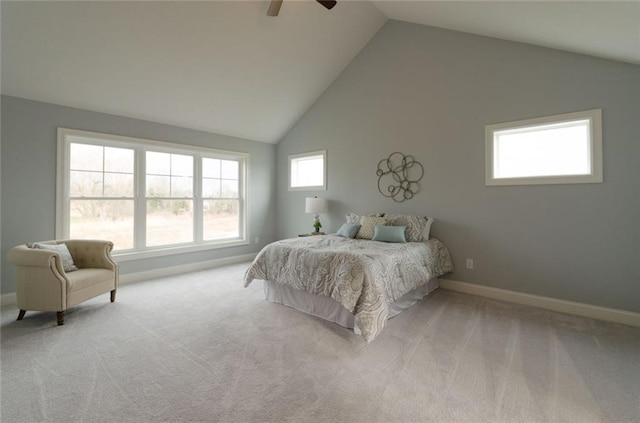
[{"x1": 376, "y1": 152, "x2": 424, "y2": 202}]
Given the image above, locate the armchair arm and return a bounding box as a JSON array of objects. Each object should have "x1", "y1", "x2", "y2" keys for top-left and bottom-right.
[
  {"x1": 62, "y1": 239, "x2": 117, "y2": 271},
  {"x1": 8, "y1": 245, "x2": 68, "y2": 275},
  {"x1": 8, "y1": 245, "x2": 69, "y2": 311}
]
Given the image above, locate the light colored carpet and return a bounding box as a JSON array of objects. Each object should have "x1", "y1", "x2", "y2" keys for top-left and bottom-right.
[{"x1": 1, "y1": 262, "x2": 639, "y2": 422}]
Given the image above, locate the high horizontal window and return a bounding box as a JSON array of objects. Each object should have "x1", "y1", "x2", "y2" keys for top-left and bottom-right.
[
  {"x1": 57, "y1": 128, "x2": 247, "y2": 260},
  {"x1": 289, "y1": 150, "x2": 326, "y2": 191},
  {"x1": 485, "y1": 109, "x2": 602, "y2": 186}
]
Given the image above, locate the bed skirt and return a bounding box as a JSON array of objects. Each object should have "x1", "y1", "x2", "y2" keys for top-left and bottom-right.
[{"x1": 263, "y1": 278, "x2": 439, "y2": 335}]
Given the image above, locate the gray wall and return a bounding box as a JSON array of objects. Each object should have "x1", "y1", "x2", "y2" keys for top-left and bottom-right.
[
  {"x1": 276, "y1": 21, "x2": 640, "y2": 312},
  {"x1": 1, "y1": 95, "x2": 277, "y2": 295}
]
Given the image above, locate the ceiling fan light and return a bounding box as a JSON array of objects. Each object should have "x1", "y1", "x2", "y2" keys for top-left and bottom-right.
[
  {"x1": 267, "y1": 0, "x2": 283, "y2": 17},
  {"x1": 317, "y1": 0, "x2": 337, "y2": 10}
]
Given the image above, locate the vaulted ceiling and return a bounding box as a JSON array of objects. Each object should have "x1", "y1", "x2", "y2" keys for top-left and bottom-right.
[{"x1": 2, "y1": 1, "x2": 638, "y2": 144}]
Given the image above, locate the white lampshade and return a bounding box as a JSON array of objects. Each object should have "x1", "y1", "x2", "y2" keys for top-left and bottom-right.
[{"x1": 305, "y1": 197, "x2": 328, "y2": 214}]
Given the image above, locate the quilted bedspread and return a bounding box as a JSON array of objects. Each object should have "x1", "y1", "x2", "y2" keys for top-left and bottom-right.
[{"x1": 244, "y1": 235, "x2": 453, "y2": 342}]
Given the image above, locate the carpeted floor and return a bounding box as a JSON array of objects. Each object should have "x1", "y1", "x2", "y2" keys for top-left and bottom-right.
[{"x1": 1, "y1": 262, "x2": 639, "y2": 422}]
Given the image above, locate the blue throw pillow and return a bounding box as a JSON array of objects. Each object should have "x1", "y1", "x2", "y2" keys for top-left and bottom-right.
[
  {"x1": 336, "y1": 223, "x2": 361, "y2": 239},
  {"x1": 372, "y1": 225, "x2": 407, "y2": 243}
]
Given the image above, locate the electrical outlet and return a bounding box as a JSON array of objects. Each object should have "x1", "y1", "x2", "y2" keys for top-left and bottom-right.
[
  {"x1": 465, "y1": 259, "x2": 474, "y2": 270},
  {"x1": 254, "y1": 237, "x2": 260, "y2": 244}
]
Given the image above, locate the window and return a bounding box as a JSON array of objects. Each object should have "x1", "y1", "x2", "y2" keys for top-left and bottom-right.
[
  {"x1": 485, "y1": 109, "x2": 602, "y2": 186},
  {"x1": 202, "y1": 158, "x2": 240, "y2": 241},
  {"x1": 145, "y1": 151, "x2": 194, "y2": 247},
  {"x1": 57, "y1": 128, "x2": 247, "y2": 259},
  {"x1": 67, "y1": 143, "x2": 135, "y2": 249},
  {"x1": 288, "y1": 150, "x2": 326, "y2": 191}
]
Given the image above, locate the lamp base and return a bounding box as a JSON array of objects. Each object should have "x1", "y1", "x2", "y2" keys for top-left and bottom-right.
[{"x1": 312, "y1": 214, "x2": 322, "y2": 234}]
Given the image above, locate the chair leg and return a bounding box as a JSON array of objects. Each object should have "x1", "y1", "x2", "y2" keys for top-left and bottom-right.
[
  {"x1": 57, "y1": 311, "x2": 64, "y2": 326},
  {"x1": 17, "y1": 309, "x2": 26, "y2": 321},
  {"x1": 110, "y1": 289, "x2": 116, "y2": 303}
]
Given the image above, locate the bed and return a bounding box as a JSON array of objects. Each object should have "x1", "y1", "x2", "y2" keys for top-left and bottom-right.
[{"x1": 244, "y1": 215, "x2": 453, "y2": 342}]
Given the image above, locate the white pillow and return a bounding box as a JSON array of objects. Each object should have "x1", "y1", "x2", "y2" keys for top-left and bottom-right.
[
  {"x1": 422, "y1": 217, "x2": 435, "y2": 240},
  {"x1": 345, "y1": 213, "x2": 361, "y2": 225}
]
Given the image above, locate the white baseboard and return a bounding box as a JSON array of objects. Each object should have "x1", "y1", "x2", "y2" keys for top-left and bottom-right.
[
  {"x1": 119, "y1": 253, "x2": 256, "y2": 285},
  {"x1": 439, "y1": 279, "x2": 640, "y2": 328},
  {"x1": 0, "y1": 253, "x2": 257, "y2": 307},
  {"x1": 1, "y1": 292, "x2": 17, "y2": 307}
]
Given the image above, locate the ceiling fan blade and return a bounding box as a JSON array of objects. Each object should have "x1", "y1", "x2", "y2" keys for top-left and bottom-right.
[
  {"x1": 316, "y1": 0, "x2": 337, "y2": 10},
  {"x1": 267, "y1": 0, "x2": 283, "y2": 17}
]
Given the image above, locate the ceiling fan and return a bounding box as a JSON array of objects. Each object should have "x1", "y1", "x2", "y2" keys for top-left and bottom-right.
[{"x1": 267, "y1": 0, "x2": 337, "y2": 17}]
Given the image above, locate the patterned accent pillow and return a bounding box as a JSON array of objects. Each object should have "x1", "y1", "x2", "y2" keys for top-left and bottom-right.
[
  {"x1": 356, "y1": 216, "x2": 387, "y2": 239},
  {"x1": 33, "y1": 243, "x2": 79, "y2": 272},
  {"x1": 346, "y1": 212, "x2": 385, "y2": 225},
  {"x1": 384, "y1": 214, "x2": 432, "y2": 242}
]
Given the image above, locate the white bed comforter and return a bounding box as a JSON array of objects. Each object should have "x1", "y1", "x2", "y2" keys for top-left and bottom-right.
[{"x1": 244, "y1": 235, "x2": 453, "y2": 342}]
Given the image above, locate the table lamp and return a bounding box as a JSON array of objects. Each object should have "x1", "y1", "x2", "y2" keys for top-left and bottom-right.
[{"x1": 305, "y1": 196, "x2": 328, "y2": 234}]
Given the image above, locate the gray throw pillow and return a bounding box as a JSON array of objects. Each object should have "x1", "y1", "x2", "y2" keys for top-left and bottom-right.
[{"x1": 33, "y1": 243, "x2": 79, "y2": 272}]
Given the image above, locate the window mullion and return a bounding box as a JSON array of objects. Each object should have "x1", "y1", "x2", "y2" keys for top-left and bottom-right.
[
  {"x1": 135, "y1": 147, "x2": 146, "y2": 250},
  {"x1": 57, "y1": 136, "x2": 71, "y2": 238},
  {"x1": 239, "y1": 158, "x2": 246, "y2": 240},
  {"x1": 194, "y1": 155, "x2": 203, "y2": 243}
]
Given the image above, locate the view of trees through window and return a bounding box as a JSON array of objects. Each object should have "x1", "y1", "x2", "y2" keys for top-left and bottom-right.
[
  {"x1": 69, "y1": 143, "x2": 135, "y2": 249},
  {"x1": 202, "y1": 158, "x2": 239, "y2": 240},
  {"x1": 65, "y1": 136, "x2": 244, "y2": 252},
  {"x1": 146, "y1": 151, "x2": 194, "y2": 246}
]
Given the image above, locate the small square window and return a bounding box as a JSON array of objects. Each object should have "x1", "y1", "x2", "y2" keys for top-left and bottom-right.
[
  {"x1": 289, "y1": 150, "x2": 326, "y2": 191},
  {"x1": 486, "y1": 109, "x2": 602, "y2": 186}
]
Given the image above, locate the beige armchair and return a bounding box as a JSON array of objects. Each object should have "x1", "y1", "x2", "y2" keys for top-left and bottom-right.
[{"x1": 8, "y1": 239, "x2": 119, "y2": 325}]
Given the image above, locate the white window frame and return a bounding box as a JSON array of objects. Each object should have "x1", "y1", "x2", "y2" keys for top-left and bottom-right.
[
  {"x1": 485, "y1": 109, "x2": 603, "y2": 186},
  {"x1": 288, "y1": 150, "x2": 327, "y2": 191},
  {"x1": 56, "y1": 128, "x2": 248, "y2": 261}
]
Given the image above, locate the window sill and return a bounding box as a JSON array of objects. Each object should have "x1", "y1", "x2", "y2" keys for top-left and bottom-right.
[{"x1": 113, "y1": 239, "x2": 249, "y2": 262}]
